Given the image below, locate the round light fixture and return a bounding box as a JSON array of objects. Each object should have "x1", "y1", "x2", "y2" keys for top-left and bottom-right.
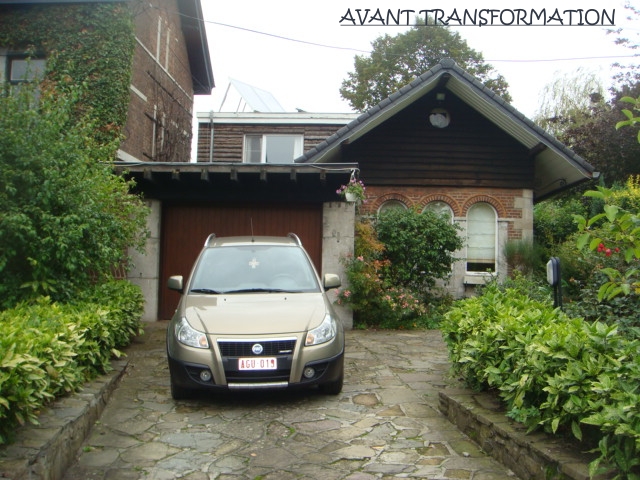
[{"x1": 429, "y1": 108, "x2": 450, "y2": 128}]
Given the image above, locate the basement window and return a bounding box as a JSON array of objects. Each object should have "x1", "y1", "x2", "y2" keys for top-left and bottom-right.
[{"x1": 244, "y1": 134, "x2": 303, "y2": 163}]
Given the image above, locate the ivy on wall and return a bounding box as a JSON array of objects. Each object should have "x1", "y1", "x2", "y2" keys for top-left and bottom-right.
[{"x1": 0, "y1": 2, "x2": 135, "y2": 147}]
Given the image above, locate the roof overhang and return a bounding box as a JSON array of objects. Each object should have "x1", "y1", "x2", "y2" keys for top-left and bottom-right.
[
  {"x1": 296, "y1": 59, "x2": 596, "y2": 201},
  {"x1": 115, "y1": 161, "x2": 358, "y2": 203},
  {"x1": 197, "y1": 112, "x2": 359, "y2": 125},
  {"x1": 177, "y1": 0, "x2": 214, "y2": 95}
]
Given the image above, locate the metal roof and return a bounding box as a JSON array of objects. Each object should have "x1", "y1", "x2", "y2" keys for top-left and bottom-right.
[{"x1": 296, "y1": 58, "x2": 596, "y2": 201}]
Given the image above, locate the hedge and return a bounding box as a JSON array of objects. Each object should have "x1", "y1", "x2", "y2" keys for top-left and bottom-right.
[
  {"x1": 441, "y1": 283, "x2": 640, "y2": 479},
  {"x1": 0, "y1": 280, "x2": 143, "y2": 444}
]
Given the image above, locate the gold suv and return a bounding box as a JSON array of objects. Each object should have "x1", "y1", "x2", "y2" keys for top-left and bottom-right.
[{"x1": 166, "y1": 234, "x2": 345, "y2": 399}]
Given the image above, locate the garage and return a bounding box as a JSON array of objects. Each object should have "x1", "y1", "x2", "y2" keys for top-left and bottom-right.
[
  {"x1": 117, "y1": 162, "x2": 357, "y2": 323},
  {"x1": 159, "y1": 202, "x2": 323, "y2": 319}
]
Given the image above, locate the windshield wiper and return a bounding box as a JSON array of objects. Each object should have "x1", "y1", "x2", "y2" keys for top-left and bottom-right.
[
  {"x1": 189, "y1": 288, "x2": 221, "y2": 294},
  {"x1": 222, "y1": 288, "x2": 298, "y2": 294}
]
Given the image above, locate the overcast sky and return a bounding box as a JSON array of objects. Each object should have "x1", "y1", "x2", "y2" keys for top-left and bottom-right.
[{"x1": 193, "y1": 0, "x2": 636, "y2": 121}]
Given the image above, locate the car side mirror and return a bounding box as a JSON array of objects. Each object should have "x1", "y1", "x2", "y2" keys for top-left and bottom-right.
[
  {"x1": 167, "y1": 275, "x2": 184, "y2": 293},
  {"x1": 323, "y1": 273, "x2": 341, "y2": 291}
]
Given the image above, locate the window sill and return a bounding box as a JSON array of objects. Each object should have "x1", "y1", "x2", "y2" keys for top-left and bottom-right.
[{"x1": 463, "y1": 273, "x2": 496, "y2": 285}]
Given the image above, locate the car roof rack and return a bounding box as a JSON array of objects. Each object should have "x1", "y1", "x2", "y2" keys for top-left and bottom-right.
[
  {"x1": 205, "y1": 233, "x2": 216, "y2": 246},
  {"x1": 287, "y1": 233, "x2": 302, "y2": 246}
]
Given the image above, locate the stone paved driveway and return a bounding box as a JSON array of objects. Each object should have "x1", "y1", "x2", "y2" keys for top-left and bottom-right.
[{"x1": 62, "y1": 321, "x2": 515, "y2": 480}]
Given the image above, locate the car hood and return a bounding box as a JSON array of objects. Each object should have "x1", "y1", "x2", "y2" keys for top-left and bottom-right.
[{"x1": 182, "y1": 293, "x2": 328, "y2": 335}]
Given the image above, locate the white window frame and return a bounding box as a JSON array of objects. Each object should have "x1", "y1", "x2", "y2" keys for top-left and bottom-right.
[
  {"x1": 243, "y1": 134, "x2": 303, "y2": 164},
  {"x1": 466, "y1": 203, "x2": 497, "y2": 274}
]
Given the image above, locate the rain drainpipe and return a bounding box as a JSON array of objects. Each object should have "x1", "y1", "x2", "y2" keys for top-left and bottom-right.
[{"x1": 209, "y1": 110, "x2": 214, "y2": 162}]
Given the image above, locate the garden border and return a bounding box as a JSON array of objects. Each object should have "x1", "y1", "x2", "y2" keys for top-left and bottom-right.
[
  {"x1": 0, "y1": 359, "x2": 128, "y2": 480},
  {"x1": 439, "y1": 390, "x2": 608, "y2": 480}
]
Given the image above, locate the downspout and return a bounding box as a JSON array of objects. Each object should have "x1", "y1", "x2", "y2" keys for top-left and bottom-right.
[{"x1": 209, "y1": 110, "x2": 214, "y2": 162}]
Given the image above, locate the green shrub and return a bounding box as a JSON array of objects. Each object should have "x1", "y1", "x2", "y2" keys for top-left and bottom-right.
[
  {"x1": 375, "y1": 208, "x2": 463, "y2": 291},
  {"x1": 0, "y1": 280, "x2": 143, "y2": 444},
  {"x1": 441, "y1": 283, "x2": 640, "y2": 478},
  {"x1": 0, "y1": 80, "x2": 149, "y2": 309},
  {"x1": 336, "y1": 216, "x2": 454, "y2": 329}
]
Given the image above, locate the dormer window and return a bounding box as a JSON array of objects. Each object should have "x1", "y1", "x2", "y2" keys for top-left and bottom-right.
[{"x1": 244, "y1": 134, "x2": 303, "y2": 164}]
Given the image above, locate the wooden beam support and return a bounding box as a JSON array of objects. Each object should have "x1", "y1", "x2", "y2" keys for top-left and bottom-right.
[
  {"x1": 171, "y1": 169, "x2": 180, "y2": 181},
  {"x1": 200, "y1": 169, "x2": 210, "y2": 182},
  {"x1": 230, "y1": 168, "x2": 238, "y2": 181},
  {"x1": 260, "y1": 168, "x2": 267, "y2": 182},
  {"x1": 290, "y1": 168, "x2": 297, "y2": 182}
]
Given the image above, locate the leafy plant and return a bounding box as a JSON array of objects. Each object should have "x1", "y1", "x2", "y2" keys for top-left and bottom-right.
[
  {"x1": 0, "y1": 81, "x2": 148, "y2": 308},
  {"x1": 375, "y1": 208, "x2": 463, "y2": 291},
  {"x1": 0, "y1": 280, "x2": 143, "y2": 444},
  {"x1": 441, "y1": 282, "x2": 640, "y2": 478}
]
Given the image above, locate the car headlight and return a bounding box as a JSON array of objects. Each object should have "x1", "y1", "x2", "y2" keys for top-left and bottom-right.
[
  {"x1": 305, "y1": 314, "x2": 336, "y2": 346},
  {"x1": 175, "y1": 317, "x2": 209, "y2": 349}
]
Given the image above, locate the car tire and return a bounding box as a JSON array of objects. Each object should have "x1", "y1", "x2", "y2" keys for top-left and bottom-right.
[{"x1": 318, "y1": 372, "x2": 343, "y2": 395}]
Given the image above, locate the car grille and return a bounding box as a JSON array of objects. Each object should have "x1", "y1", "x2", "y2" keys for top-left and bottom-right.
[
  {"x1": 217, "y1": 338, "x2": 297, "y2": 384},
  {"x1": 217, "y1": 339, "x2": 296, "y2": 357}
]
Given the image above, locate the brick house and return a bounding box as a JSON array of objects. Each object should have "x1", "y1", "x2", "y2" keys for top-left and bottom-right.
[
  {"x1": 296, "y1": 58, "x2": 597, "y2": 298},
  {"x1": 0, "y1": 0, "x2": 213, "y2": 165}
]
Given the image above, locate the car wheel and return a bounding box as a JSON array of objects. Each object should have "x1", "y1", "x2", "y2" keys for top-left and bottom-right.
[{"x1": 318, "y1": 372, "x2": 343, "y2": 395}]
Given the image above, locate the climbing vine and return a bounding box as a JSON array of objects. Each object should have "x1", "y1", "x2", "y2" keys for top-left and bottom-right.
[{"x1": 0, "y1": 2, "x2": 135, "y2": 146}]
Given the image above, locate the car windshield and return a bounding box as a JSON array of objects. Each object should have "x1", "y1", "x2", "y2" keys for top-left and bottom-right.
[{"x1": 189, "y1": 245, "x2": 321, "y2": 294}]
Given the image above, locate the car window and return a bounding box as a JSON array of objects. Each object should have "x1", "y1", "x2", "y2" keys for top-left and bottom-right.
[{"x1": 190, "y1": 245, "x2": 321, "y2": 293}]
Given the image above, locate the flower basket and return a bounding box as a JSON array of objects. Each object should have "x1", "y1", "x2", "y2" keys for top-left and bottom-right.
[{"x1": 337, "y1": 178, "x2": 366, "y2": 203}]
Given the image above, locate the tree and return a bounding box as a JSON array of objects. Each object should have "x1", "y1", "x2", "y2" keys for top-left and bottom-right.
[
  {"x1": 0, "y1": 82, "x2": 148, "y2": 308},
  {"x1": 534, "y1": 68, "x2": 607, "y2": 138},
  {"x1": 340, "y1": 17, "x2": 511, "y2": 112},
  {"x1": 561, "y1": 82, "x2": 640, "y2": 185}
]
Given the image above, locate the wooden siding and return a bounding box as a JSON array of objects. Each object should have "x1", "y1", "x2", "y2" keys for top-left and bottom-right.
[
  {"x1": 159, "y1": 202, "x2": 323, "y2": 319},
  {"x1": 344, "y1": 92, "x2": 535, "y2": 189},
  {"x1": 197, "y1": 123, "x2": 346, "y2": 163}
]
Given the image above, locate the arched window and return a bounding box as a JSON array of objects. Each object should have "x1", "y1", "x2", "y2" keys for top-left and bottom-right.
[
  {"x1": 377, "y1": 200, "x2": 407, "y2": 216},
  {"x1": 423, "y1": 201, "x2": 453, "y2": 223},
  {"x1": 466, "y1": 203, "x2": 496, "y2": 273}
]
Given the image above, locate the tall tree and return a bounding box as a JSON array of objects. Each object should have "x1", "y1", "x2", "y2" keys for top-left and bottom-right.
[
  {"x1": 340, "y1": 17, "x2": 510, "y2": 112},
  {"x1": 534, "y1": 68, "x2": 607, "y2": 138},
  {"x1": 562, "y1": 82, "x2": 640, "y2": 185}
]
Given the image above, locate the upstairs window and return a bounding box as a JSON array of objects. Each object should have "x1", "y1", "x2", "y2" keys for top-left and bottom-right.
[
  {"x1": 7, "y1": 56, "x2": 46, "y2": 84},
  {"x1": 466, "y1": 203, "x2": 497, "y2": 273},
  {"x1": 243, "y1": 134, "x2": 303, "y2": 163}
]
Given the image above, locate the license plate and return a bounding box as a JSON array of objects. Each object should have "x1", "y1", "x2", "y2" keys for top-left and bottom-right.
[{"x1": 238, "y1": 357, "x2": 277, "y2": 370}]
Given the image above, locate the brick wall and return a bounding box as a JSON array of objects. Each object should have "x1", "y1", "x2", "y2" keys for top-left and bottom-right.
[
  {"x1": 357, "y1": 184, "x2": 534, "y2": 298},
  {"x1": 119, "y1": 0, "x2": 195, "y2": 163}
]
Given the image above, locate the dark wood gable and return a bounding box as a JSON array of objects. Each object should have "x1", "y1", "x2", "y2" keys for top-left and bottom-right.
[{"x1": 343, "y1": 91, "x2": 534, "y2": 189}]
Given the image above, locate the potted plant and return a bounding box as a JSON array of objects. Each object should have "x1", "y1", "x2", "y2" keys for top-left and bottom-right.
[{"x1": 337, "y1": 178, "x2": 366, "y2": 202}]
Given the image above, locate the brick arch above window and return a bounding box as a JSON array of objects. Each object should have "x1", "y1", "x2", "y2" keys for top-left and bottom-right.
[
  {"x1": 371, "y1": 192, "x2": 412, "y2": 212},
  {"x1": 418, "y1": 194, "x2": 460, "y2": 217},
  {"x1": 462, "y1": 195, "x2": 507, "y2": 218}
]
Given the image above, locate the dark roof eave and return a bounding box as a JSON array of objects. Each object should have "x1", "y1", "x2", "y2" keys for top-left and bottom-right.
[
  {"x1": 177, "y1": 0, "x2": 214, "y2": 95},
  {"x1": 296, "y1": 59, "x2": 596, "y2": 200}
]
